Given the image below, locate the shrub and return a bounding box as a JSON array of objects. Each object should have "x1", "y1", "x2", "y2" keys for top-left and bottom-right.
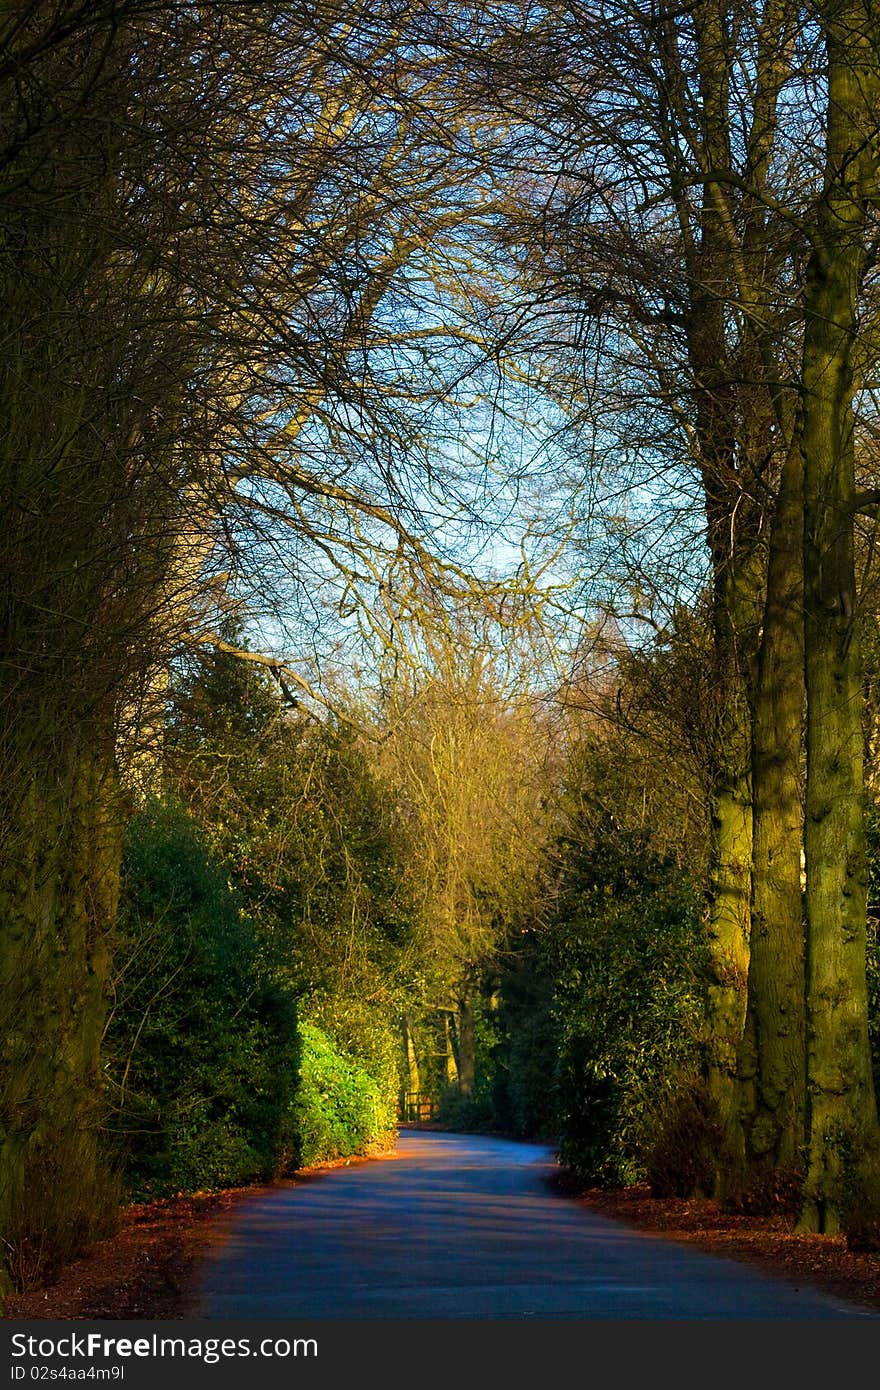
[
  {"x1": 502, "y1": 1006, "x2": 560, "y2": 1139},
  {"x1": 494, "y1": 938, "x2": 563, "y2": 1140},
  {"x1": 291, "y1": 1020, "x2": 393, "y2": 1167},
  {"x1": 106, "y1": 801, "x2": 299, "y2": 1198},
  {"x1": 638, "y1": 1070, "x2": 721, "y2": 1198},
  {"x1": 305, "y1": 996, "x2": 400, "y2": 1139},
  {"x1": 548, "y1": 822, "x2": 709, "y2": 1186},
  {"x1": 0, "y1": 1130, "x2": 121, "y2": 1294},
  {"x1": 435, "y1": 1081, "x2": 498, "y2": 1133}
]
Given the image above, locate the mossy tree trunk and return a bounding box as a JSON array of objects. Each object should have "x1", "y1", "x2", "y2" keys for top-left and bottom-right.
[
  {"x1": 680, "y1": 1, "x2": 762, "y2": 1176},
  {"x1": 721, "y1": 0, "x2": 807, "y2": 1209},
  {"x1": 0, "y1": 38, "x2": 180, "y2": 1288},
  {"x1": 687, "y1": 286, "x2": 756, "y2": 1182},
  {"x1": 458, "y1": 992, "x2": 476, "y2": 1098},
  {"x1": 656, "y1": 0, "x2": 803, "y2": 1196},
  {"x1": 403, "y1": 1014, "x2": 421, "y2": 1097},
  {"x1": 702, "y1": 565, "x2": 755, "y2": 1176},
  {"x1": 799, "y1": 0, "x2": 880, "y2": 1235},
  {"x1": 737, "y1": 438, "x2": 806, "y2": 1205},
  {"x1": 443, "y1": 1012, "x2": 459, "y2": 1087},
  {"x1": 0, "y1": 735, "x2": 122, "y2": 1295}
]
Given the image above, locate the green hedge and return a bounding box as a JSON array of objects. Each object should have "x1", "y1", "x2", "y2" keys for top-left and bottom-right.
[
  {"x1": 291, "y1": 1020, "x2": 393, "y2": 1167},
  {"x1": 489, "y1": 820, "x2": 709, "y2": 1185},
  {"x1": 106, "y1": 802, "x2": 299, "y2": 1198},
  {"x1": 551, "y1": 829, "x2": 709, "y2": 1186}
]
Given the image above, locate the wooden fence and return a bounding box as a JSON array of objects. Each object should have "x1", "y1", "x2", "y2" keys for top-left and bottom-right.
[{"x1": 400, "y1": 1092, "x2": 438, "y2": 1123}]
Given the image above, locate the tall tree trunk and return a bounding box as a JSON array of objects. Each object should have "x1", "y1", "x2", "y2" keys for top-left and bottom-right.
[
  {"x1": 443, "y1": 1012, "x2": 459, "y2": 1087},
  {"x1": 736, "y1": 439, "x2": 806, "y2": 1206},
  {"x1": 703, "y1": 624, "x2": 753, "y2": 1177},
  {"x1": 457, "y1": 993, "x2": 476, "y2": 1098},
  {"x1": 799, "y1": 0, "x2": 880, "y2": 1235},
  {"x1": 659, "y1": 0, "x2": 801, "y2": 1194},
  {"x1": 0, "y1": 735, "x2": 122, "y2": 1295},
  {"x1": 403, "y1": 1014, "x2": 421, "y2": 1097},
  {"x1": 723, "y1": 0, "x2": 805, "y2": 1206},
  {"x1": 685, "y1": 1, "x2": 759, "y2": 1174}
]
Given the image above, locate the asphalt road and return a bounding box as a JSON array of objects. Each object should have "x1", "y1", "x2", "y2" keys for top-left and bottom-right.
[{"x1": 196, "y1": 1131, "x2": 874, "y2": 1319}]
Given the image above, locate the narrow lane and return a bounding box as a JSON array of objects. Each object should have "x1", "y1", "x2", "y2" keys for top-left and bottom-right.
[{"x1": 197, "y1": 1131, "x2": 873, "y2": 1319}]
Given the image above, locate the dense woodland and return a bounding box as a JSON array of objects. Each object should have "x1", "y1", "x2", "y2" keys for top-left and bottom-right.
[{"x1": 3, "y1": 0, "x2": 880, "y2": 1302}]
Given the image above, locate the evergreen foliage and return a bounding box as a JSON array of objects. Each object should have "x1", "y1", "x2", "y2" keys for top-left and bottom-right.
[
  {"x1": 487, "y1": 817, "x2": 710, "y2": 1185},
  {"x1": 291, "y1": 1021, "x2": 393, "y2": 1167},
  {"x1": 106, "y1": 802, "x2": 299, "y2": 1198},
  {"x1": 159, "y1": 642, "x2": 409, "y2": 1171},
  {"x1": 550, "y1": 821, "x2": 709, "y2": 1184}
]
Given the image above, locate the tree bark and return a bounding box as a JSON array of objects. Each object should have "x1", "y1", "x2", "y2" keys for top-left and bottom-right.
[
  {"x1": 0, "y1": 738, "x2": 122, "y2": 1295},
  {"x1": 443, "y1": 1011, "x2": 459, "y2": 1087},
  {"x1": 736, "y1": 438, "x2": 807, "y2": 1205},
  {"x1": 683, "y1": 1, "x2": 760, "y2": 1176},
  {"x1": 403, "y1": 1013, "x2": 421, "y2": 1097},
  {"x1": 656, "y1": 0, "x2": 803, "y2": 1194},
  {"x1": 703, "y1": 674, "x2": 753, "y2": 1174},
  {"x1": 799, "y1": 0, "x2": 880, "y2": 1234},
  {"x1": 457, "y1": 994, "x2": 476, "y2": 1098}
]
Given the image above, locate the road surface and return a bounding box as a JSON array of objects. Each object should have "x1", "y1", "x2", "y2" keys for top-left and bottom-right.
[{"x1": 197, "y1": 1131, "x2": 873, "y2": 1319}]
